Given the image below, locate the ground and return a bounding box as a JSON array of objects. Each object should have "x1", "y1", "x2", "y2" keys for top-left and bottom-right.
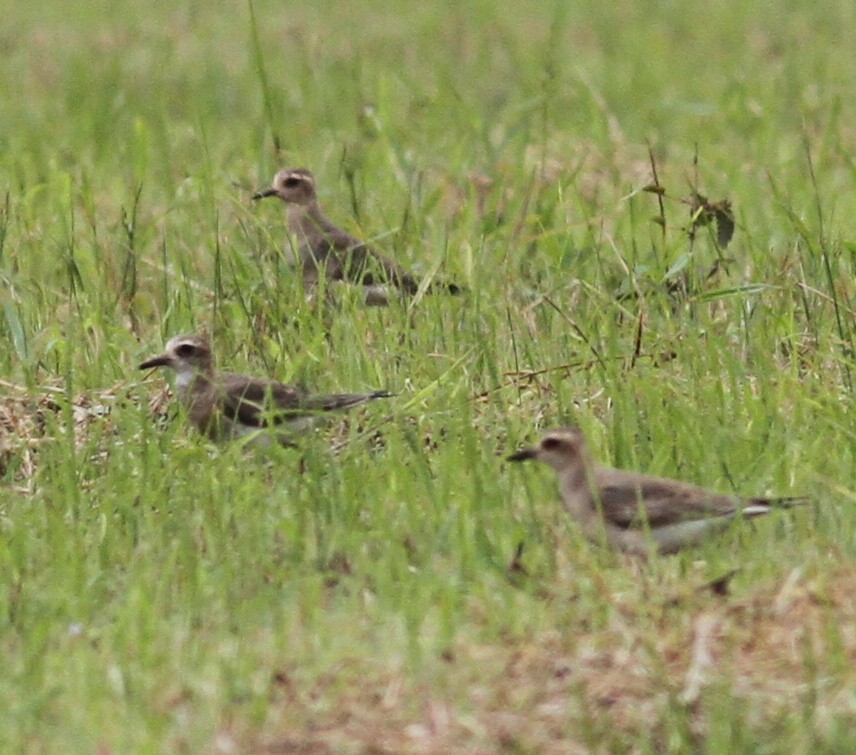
[{"x1": 1, "y1": 1, "x2": 855, "y2": 752}]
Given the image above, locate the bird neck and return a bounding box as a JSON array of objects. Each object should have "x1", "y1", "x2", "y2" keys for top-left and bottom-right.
[
  {"x1": 174, "y1": 364, "x2": 216, "y2": 403},
  {"x1": 287, "y1": 201, "x2": 335, "y2": 242},
  {"x1": 562, "y1": 459, "x2": 591, "y2": 487},
  {"x1": 559, "y1": 452, "x2": 596, "y2": 493}
]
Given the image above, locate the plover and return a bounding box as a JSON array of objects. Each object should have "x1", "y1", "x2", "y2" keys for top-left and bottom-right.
[
  {"x1": 253, "y1": 168, "x2": 462, "y2": 304},
  {"x1": 508, "y1": 427, "x2": 809, "y2": 556},
  {"x1": 139, "y1": 333, "x2": 391, "y2": 445}
]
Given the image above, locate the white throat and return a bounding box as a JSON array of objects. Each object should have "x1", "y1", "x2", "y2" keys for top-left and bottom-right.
[{"x1": 174, "y1": 367, "x2": 197, "y2": 392}]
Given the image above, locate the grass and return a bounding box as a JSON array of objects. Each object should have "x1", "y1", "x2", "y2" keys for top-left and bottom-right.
[{"x1": 1, "y1": 0, "x2": 855, "y2": 751}]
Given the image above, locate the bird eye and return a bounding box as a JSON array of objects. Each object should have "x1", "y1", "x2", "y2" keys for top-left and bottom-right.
[
  {"x1": 541, "y1": 438, "x2": 562, "y2": 450},
  {"x1": 176, "y1": 344, "x2": 196, "y2": 357},
  {"x1": 283, "y1": 177, "x2": 301, "y2": 188}
]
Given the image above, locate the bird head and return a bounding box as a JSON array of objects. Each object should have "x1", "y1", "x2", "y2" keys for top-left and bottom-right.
[
  {"x1": 252, "y1": 168, "x2": 317, "y2": 205},
  {"x1": 139, "y1": 334, "x2": 215, "y2": 382},
  {"x1": 507, "y1": 427, "x2": 589, "y2": 472}
]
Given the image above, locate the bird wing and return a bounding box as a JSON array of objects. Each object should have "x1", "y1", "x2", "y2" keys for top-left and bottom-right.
[
  {"x1": 336, "y1": 240, "x2": 420, "y2": 293},
  {"x1": 301, "y1": 390, "x2": 392, "y2": 413},
  {"x1": 220, "y1": 376, "x2": 389, "y2": 427},
  {"x1": 298, "y1": 219, "x2": 420, "y2": 293},
  {"x1": 296, "y1": 213, "x2": 462, "y2": 295},
  {"x1": 595, "y1": 473, "x2": 741, "y2": 529},
  {"x1": 219, "y1": 375, "x2": 307, "y2": 428},
  {"x1": 348, "y1": 245, "x2": 420, "y2": 293}
]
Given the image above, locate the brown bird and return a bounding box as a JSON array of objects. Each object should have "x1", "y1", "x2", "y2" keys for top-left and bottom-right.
[
  {"x1": 139, "y1": 333, "x2": 391, "y2": 445},
  {"x1": 253, "y1": 168, "x2": 462, "y2": 304},
  {"x1": 508, "y1": 427, "x2": 809, "y2": 556}
]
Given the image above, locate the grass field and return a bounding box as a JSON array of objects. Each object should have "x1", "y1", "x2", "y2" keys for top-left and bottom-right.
[{"x1": 1, "y1": 0, "x2": 855, "y2": 751}]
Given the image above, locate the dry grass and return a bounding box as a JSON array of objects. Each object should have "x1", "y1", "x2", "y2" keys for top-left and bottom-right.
[
  {"x1": 206, "y1": 565, "x2": 856, "y2": 754},
  {"x1": 0, "y1": 380, "x2": 124, "y2": 489}
]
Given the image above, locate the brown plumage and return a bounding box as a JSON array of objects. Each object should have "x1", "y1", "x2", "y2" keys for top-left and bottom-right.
[
  {"x1": 139, "y1": 334, "x2": 390, "y2": 445},
  {"x1": 508, "y1": 427, "x2": 809, "y2": 556},
  {"x1": 253, "y1": 168, "x2": 462, "y2": 303}
]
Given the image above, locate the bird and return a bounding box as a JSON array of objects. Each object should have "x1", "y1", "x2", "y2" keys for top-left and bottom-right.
[
  {"x1": 252, "y1": 168, "x2": 462, "y2": 304},
  {"x1": 138, "y1": 333, "x2": 391, "y2": 445},
  {"x1": 507, "y1": 427, "x2": 809, "y2": 556}
]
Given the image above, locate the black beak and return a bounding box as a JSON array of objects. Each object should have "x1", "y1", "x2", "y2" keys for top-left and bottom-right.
[
  {"x1": 139, "y1": 355, "x2": 172, "y2": 370},
  {"x1": 507, "y1": 448, "x2": 537, "y2": 462},
  {"x1": 251, "y1": 188, "x2": 277, "y2": 200}
]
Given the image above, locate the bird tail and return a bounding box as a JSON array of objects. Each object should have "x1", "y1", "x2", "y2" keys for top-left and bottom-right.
[
  {"x1": 315, "y1": 390, "x2": 393, "y2": 412},
  {"x1": 424, "y1": 280, "x2": 465, "y2": 296},
  {"x1": 385, "y1": 261, "x2": 463, "y2": 296},
  {"x1": 443, "y1": 281, "x2": 465, "y2": 295},
  {"x1": 742, "y1": 496, "x2": 812, "y2": 517}
]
